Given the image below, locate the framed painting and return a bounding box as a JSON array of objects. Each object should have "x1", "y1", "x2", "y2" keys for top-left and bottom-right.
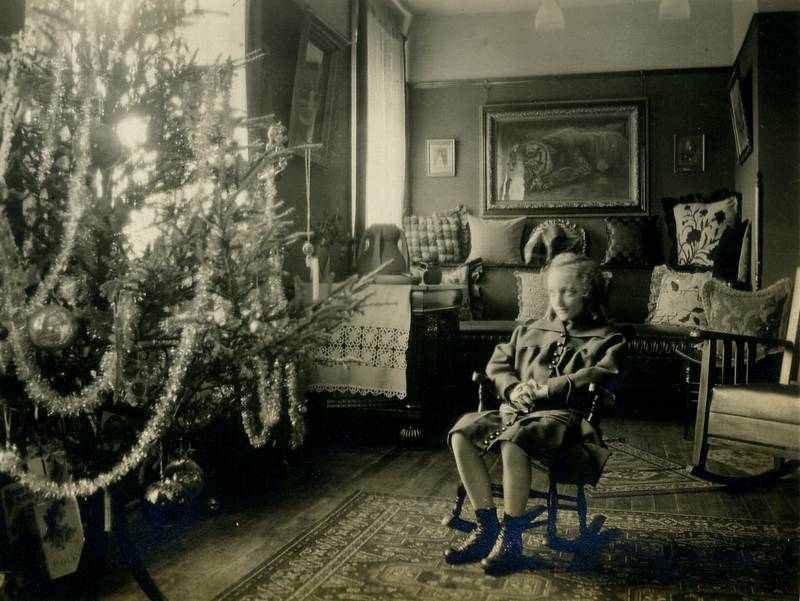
[
  {"x1": 426, "y1": 139, "x2": 455, "y2": 177},
  {"x1": 480, "y1": 99, "x2": 647, "y2": 217},
  {"x1": 728, "y1": 71, "x2": 752, "y2": 164},
  {"x1": 674, "y1": 133, "x2": 705, "y2": 173},
  {"x1": 288, "y1": 14, "x2": 346, "y2": 166}
]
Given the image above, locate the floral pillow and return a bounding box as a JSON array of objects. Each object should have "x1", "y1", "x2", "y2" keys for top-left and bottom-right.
[
  {"x1": 662, "y1": 192, "x2": 740, "y2": 271},
  {"x1": 646, "y1": 265, "x2": 712, "y2": 328},
  {"x1": 701, "y1": 277, "x2": 792, "y2": 338}
]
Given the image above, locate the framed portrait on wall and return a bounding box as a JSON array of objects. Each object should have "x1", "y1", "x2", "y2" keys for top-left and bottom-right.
[
  {"x1": 674, "y1": 133, "x2": 705, "y2": 173},
  {"x1": 288, "y1": 14, "x2": 346, "y2": 166},
  {"x1": 480, "y1": 99, "x2": 648, "y2": 217},
  {"x1": 426, "y1": 139, "x2": 455, "y2": 177}
]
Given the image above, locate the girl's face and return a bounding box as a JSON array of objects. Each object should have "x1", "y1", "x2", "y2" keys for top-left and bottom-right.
[{"x1": 547, "y1": 266, "x2": 586, "y2": 322}]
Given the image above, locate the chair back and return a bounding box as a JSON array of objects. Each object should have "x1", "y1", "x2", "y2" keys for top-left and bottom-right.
[{"x1": 779, "y1": 267, "x2": 800, "y2": 384}]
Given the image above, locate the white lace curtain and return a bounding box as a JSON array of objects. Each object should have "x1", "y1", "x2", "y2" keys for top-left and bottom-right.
[{"x1": 364, "y1": 2, "x2": 407, "y2": 227}]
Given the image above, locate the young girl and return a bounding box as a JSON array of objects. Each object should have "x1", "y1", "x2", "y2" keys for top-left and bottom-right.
[{"x1": 444, "y1": 252, "x2": 625, "y2": 575}]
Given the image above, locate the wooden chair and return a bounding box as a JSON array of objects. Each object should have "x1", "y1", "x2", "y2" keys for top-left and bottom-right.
[
  {"x1": 441, "y1": 374, "x2": 615, "y2": 552},
  {"x1": 691, "y1": 267, "x2": 800, "y2": 486}
]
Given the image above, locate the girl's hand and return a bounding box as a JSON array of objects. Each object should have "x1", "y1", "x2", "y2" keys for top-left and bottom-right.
[
  {"x1": 509, "y1": 382, "x2": 536, "y2": 413},
  {"x1": 527, "y1": 380, "x2": 549, "y2": 400}
]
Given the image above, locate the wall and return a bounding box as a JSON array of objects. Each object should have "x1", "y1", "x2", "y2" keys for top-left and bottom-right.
[
  {"x1": 735, "y1": 12, "x2": 800, "y2": 287},
  {"x1": 732, "y1": 0, "x2": 800, "y2": 59},
  {"x1": 408, "y1": 69, "x2": 736, "y2": 267},
  {"x1": 247, "y1": 0, "x2": 352, "y2": 280},
  {"x1": 406, "y1": 3, "x2": 734, "y2": 83}
]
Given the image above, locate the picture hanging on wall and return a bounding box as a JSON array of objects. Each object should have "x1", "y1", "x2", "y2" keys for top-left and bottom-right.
[
  {"x1": 674, "y1": 133, "x2": 705, "y2": 173},
  {"x1": 288, "y1": 13, "x2": 346, "y2": 167},
  {"x1": 728, "y1": 70, "x2": 752, "y2": 164},
  {"x1": 426, "y1": 139, "x2": 456, "y2": 177},
  {"x1": 480, "y1": 99, "x2": 647, "y2": 217}
]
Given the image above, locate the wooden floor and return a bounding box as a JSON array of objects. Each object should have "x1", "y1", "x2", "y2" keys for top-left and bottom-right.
[{"x1": 31, "y1": 415, "x2": 800, "y2": 601}]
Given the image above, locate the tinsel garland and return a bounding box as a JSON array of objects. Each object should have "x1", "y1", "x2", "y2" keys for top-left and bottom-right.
[
  {"x1": 286, "y1": 361, "x2": 305, "y2": 450},
  {"x1": 0, "y1": 217, "x2": 119, "y2": 417},
  {"x1": 241, "y1": 358, "x2": 283, "y2": 448}
]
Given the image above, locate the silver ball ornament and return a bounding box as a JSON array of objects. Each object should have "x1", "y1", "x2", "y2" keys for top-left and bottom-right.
[
  {"x1": 163, "y1": 458, "x2": 205, "y2": 500},
  {"x1": 301, "y1": 241, "x2": 315, "y2": 257},
  {"x1": 27, "y1": 305, "x2": 78, "y2": 350},
  {"x1": 142, "y1": 479, "x2": 189, "y2": 526}
]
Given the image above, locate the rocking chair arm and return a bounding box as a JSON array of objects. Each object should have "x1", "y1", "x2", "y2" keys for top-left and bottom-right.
[{"x1": 688, "y1": 327, "x2": 793, "y2": 350}]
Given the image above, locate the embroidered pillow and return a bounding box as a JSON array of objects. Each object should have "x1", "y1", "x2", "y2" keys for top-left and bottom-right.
[
  {"x1": 466, "y1": 214, "x2": 527, "y2": 264},
  {"x1": 701, "y1": 277, "x2": 792, "y2": 338},
  {"x1": 403, "y1": 213, "x2": 463, "y2": 264},
  {"x1": 662, "y1": 191, "x2": 740, "y2": 271},
  {"x1": 646, "y1": 265, "x2": 712, "y2": 327},
  {"x1": 515, "y1": 270, "x2": 613, "y2": 322},
  {"x1": 602, "y1": 217, "x2": 656, "y2": 267},
  {"x1": 515, "y1": 271, "x2": 549, "y2": 322}
]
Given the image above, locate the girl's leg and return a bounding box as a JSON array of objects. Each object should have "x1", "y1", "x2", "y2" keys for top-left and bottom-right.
[
  {"x1": 451, "y1": 432, "x2": 493, "y2": 510},
  {"x1": 481, "y1": 441, "x2": 531, "y2": 576},
  {"x1": 445, "y1": 432, "x2": 499, "y2": 565},
  {"x1": 500, "y1": 440, "x2": 531, "y2": 516}
]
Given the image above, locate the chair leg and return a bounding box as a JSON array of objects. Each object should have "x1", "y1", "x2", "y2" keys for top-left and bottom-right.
[
  {"x1": 441, "y1": 482, "x2": 476, "y2": 532},
  {"x1": 546, "y1": 479, "x2": 558, "y2": 544},
  {"x1": 576, "y1": 485, "x2": 588, "y2": 537}
]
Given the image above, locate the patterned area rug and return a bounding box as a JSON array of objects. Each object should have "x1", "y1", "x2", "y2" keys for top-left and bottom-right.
[
  {"x1": 590, "y1": 440, "x2": 720, "y2": 497},
  {"x1": 216, "y1": 491, "x2": 798, "y2": 601}
]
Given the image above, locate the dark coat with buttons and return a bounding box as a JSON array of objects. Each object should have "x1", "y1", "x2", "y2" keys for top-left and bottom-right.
[{"x1": 449, "y1": 314, "x2": 626, "y2": 485}]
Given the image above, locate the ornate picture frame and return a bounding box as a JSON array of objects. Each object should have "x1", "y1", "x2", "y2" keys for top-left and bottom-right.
[
  {"x1": 288, "y1": 14, "x2": 346, "y2": 167},
  {"x1": 480, "y1": 99, "x2": 648, "y2": 217}
]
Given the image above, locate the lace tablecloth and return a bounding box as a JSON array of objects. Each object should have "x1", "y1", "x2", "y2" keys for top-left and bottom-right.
[{"x1": 308, "y1": 284, "x2": 412, "y2": 399}]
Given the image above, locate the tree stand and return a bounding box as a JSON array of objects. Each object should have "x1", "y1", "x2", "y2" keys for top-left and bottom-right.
[{"x1": 69, "y1": 487, "x2": 166, "y2": 601}]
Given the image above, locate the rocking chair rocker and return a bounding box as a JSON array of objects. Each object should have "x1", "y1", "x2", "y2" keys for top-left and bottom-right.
[{"x1": 690, "y1": 267, "x2": 800, "y2": 486}]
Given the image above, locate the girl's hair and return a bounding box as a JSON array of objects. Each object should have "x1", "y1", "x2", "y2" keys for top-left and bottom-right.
[{"x1": 543, "y1": 252, "x2": 609, "y2": 321}]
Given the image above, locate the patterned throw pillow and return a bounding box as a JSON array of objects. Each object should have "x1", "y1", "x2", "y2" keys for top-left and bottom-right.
[
  {"x1": 602, "y1": 217, "x2": 655, "y2": 266},
  {"x1": 662, "y1": 192, "x2": 740, "y2": 271},
  {"x1": 403, "y1": 213, "x2": 463, "y2": 264},
  {"x1": 701, "y1": 277, "x2": 792, "y2": 338},
  {"x1": 515, "y1": 270, "x2": 613, "y2": 322},
  {"x1": 646, "y1": 265, "x2": 712, "y2": 327},
  {"x1": 465, "y1": 214, "x2": 527, "y2": 264}
]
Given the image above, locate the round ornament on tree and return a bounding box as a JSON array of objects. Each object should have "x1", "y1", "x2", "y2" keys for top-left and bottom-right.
[
  {"x1": 27, "y1": 305, "x2": 78, "y2": 350},
  {"x1": 89, "y1": 123, "x2": 122, "y2": 169},
  {"x1": 142, "y1": 479, "x2": 189, "y2": 527},
  {"x1": 163, "y1": 458, "x2": 205, "y2": 500}
]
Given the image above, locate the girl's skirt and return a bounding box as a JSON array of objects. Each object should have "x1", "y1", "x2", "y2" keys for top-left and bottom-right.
[{"x1": 448, "y1": 406, "x2": 610, "y2": 486}]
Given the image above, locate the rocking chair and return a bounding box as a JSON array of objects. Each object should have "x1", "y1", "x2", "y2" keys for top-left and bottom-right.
[
  {"x1": 690, "y1": 267, "x2": 800, "y2": 486},
  {"x1": 442, "y1": 374, "x2": 615, "y2": 553}
]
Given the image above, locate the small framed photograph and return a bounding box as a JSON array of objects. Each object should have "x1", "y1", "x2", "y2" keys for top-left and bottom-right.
[
  {"x1": 426, "y1": 139, "x2": 455, "y2": 177},
  {"x1": 673, "y1": 133, "x2": 705, "y2": 173}
]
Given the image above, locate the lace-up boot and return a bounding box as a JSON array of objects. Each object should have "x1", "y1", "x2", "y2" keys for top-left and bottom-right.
[
  {"x1": 443, "y1": 507, "x2": 499, "y2": 565},
  {"x1": 481, "y1": 513, "x2": 529, "y2": 575}
]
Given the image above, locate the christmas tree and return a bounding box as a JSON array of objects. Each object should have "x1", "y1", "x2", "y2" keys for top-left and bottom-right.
[{"x1": 0, "y1": 0, "x2": 363, "y2": 510}]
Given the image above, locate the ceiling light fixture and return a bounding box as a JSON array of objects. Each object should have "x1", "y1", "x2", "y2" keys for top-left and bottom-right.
[
  {"x1": 658, "y1": 0, "x2": 691, "y2": 21},
  {"x1": 535, "y1": 0, "x2": 565, "y2": 31}
]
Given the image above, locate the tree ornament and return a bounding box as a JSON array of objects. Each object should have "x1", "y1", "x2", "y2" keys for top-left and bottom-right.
[
  {"x1": 141, "y1": 478, "x2": 189, "y2": 526},
  {"x1": 26, "y1": 305, "x2": 78, "y2": 350},
  {"x1": 163, "y1": 458, "x2": 204, "y2": 500},
  {"x1": 88, "y1": 123, "x2": 122, "y2": 169}
]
